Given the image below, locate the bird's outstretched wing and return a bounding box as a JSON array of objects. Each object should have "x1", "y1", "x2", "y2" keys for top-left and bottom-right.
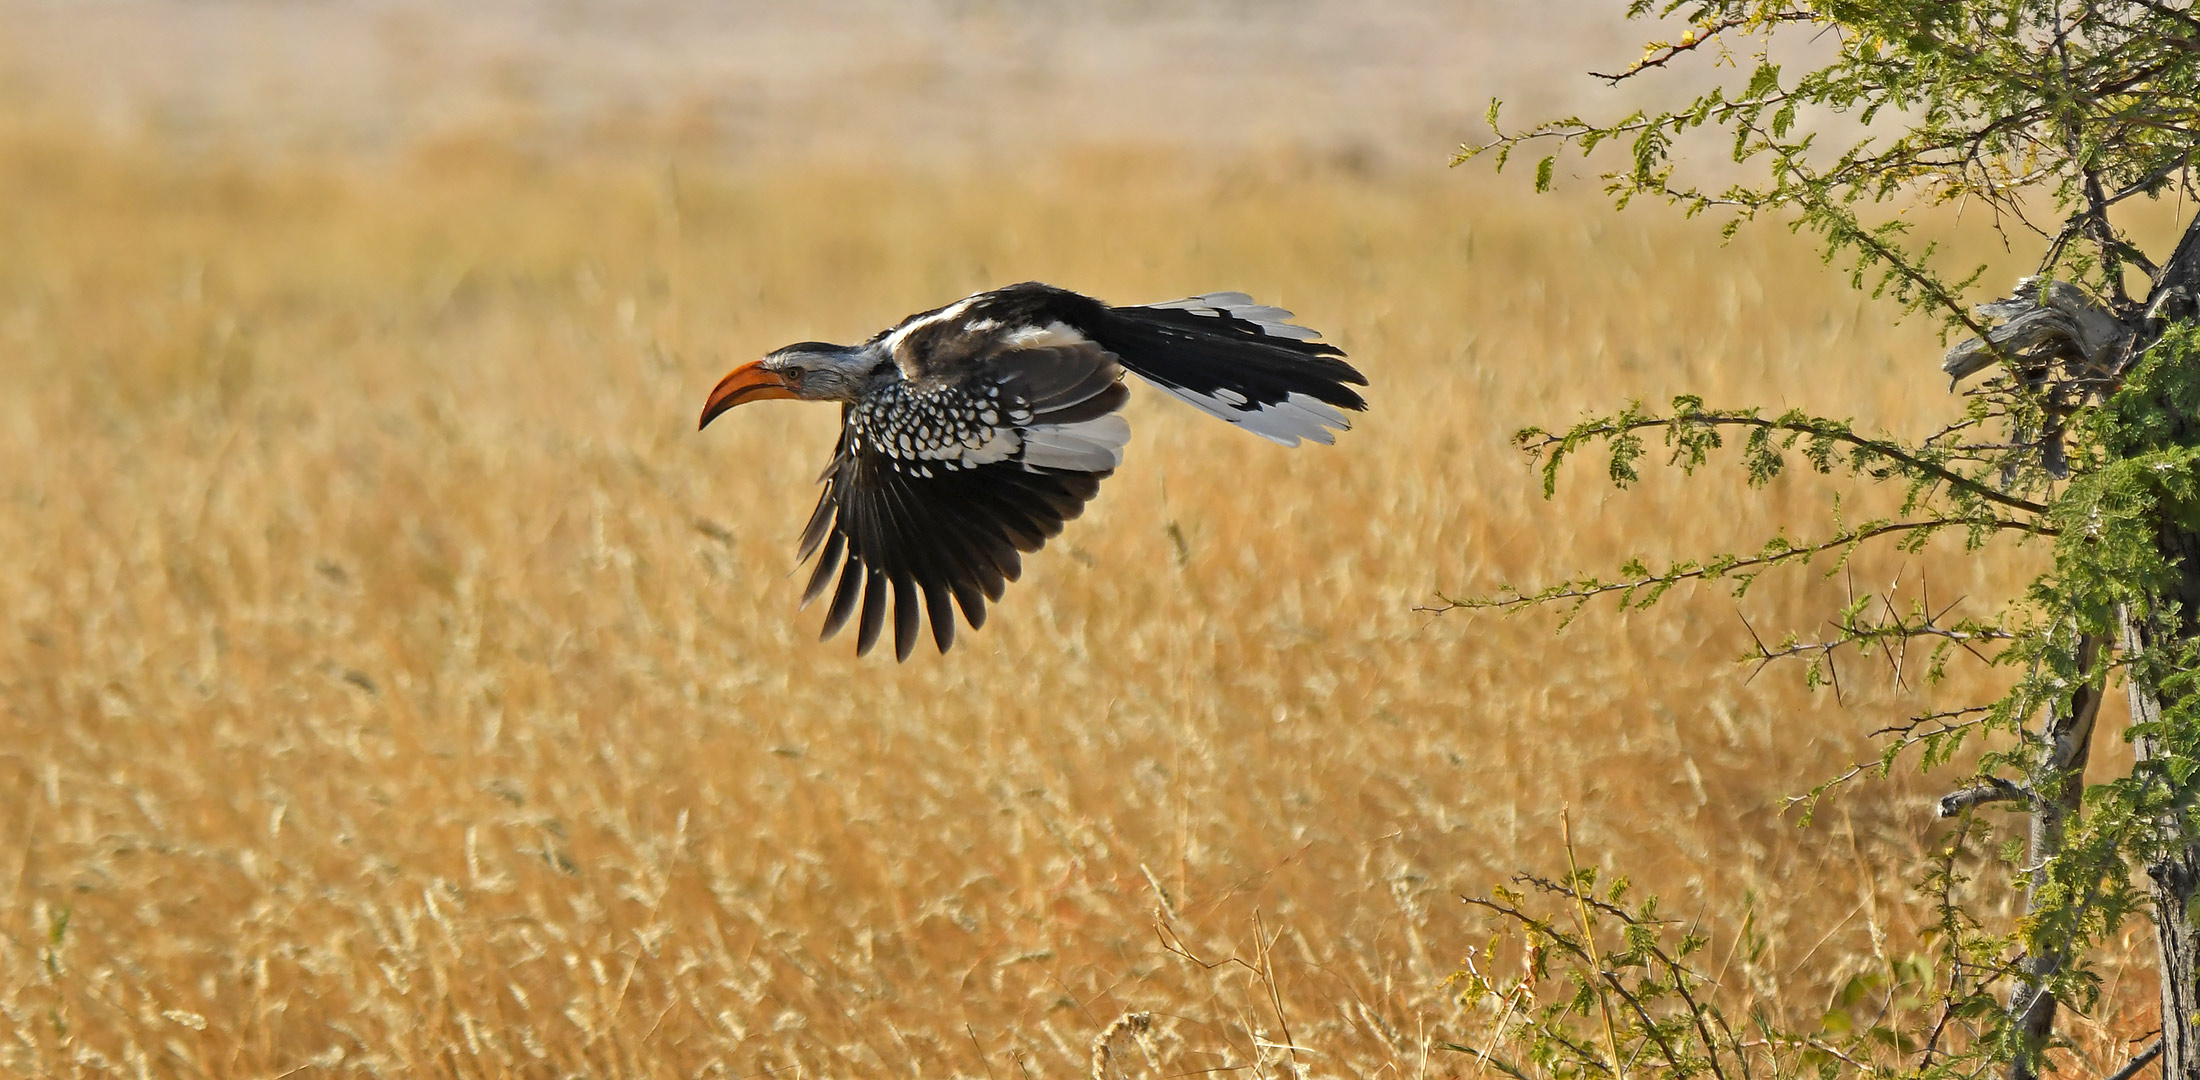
[
  {"x1": 796, "y1": 342, "x2": 1131, "y2": 659},
  {"x1": 874, "y1": 281, "x2": 1368, "y2": 447}
]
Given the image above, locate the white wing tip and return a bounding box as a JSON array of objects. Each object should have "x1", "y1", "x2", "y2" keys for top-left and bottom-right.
[{"x1": 1148, "y1": 384, "x2": 1351, "y2": 446}]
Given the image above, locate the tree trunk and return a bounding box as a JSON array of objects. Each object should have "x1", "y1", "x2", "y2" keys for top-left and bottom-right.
[
  {"x1": 2147, "y1": 810, "x2": 2200, "y2": 1078},
  {"x1": 2008, "y1": 635, "x2": 2106, "y2": 1080},
  {"x1": 2125, "y1": 210, "x2": 2200, "y2": 1080},
  {"x1": 2130, "y1": 609, "x2": 2200, "y2": 1080}
]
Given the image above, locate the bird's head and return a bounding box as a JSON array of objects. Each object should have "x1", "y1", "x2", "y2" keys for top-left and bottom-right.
[{"x1": 698, "y1": 342, "x2": 872, "y2": 429}]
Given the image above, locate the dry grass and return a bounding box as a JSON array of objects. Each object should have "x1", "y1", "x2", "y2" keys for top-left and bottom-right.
[{"x1": 0, "y1": 115, "x2": 2157, "y2": 1077}]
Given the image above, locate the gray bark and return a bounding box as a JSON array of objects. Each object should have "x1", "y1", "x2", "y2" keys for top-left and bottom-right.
[
  {"x1": 2008, "y1": 634, "x2": 2106, "y2": 1080},
  {"x1": 1943, "y1": 278, "x2": 2132, "y2": 384},
  {"x1": 2123, "y1": 211, "x2": 2200, "y2": 1080}
]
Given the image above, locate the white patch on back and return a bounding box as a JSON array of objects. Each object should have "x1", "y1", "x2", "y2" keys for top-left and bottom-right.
[
  {"x1": 997, "y1": 321, "x2": 1091, "y2": 350},
  {"x1": 879, "y1": 295, "x2": 980, "y2": 355}
]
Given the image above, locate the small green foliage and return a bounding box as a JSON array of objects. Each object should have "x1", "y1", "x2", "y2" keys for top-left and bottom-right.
[
  {"x1": 1431, "y1": 397, "x2": 2050, "y2": 627},
  {"x1": 1450, "y1": 873, "x2": 1950, "y2": 1078},
  {"x1": 1456, "y1": 0, "x2": 2200, "y2": 336},
  {"x1": 1450, "y1": 0, "x2": 2200, "y2": 1073},
  {"x1": 1448, "y1": 324, "x2": 2200, "y2": 1079}
]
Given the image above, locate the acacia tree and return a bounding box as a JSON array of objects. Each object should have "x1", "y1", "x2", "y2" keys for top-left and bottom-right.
[{"x1": 1443, "y1": 1, "x2": 2200, "y2": 1076}]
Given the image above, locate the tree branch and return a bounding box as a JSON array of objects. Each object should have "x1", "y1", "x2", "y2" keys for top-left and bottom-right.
[
  {"x1": 1520, "y1": 412, "x2": 2054, "y2": 516},
  {"x1": 1431, "y1": 518, "x2": 2044, "y2": 614},
  {"x1": 2106, "y1": 1040, "x2": 2164, "y2": 1080},
  {"x1": 1938, "y1": 778, "x2": 2031, "y2": 817}
]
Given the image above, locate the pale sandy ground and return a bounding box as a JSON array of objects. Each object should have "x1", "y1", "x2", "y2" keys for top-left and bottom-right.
[{"x1": 0, "y1": 0, "x2": 1666, "y2": 163}]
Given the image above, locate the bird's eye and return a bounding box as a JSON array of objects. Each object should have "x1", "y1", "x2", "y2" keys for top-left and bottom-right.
[{"x1": 785, "y1": 368, "x2": 806, "y2": 386}]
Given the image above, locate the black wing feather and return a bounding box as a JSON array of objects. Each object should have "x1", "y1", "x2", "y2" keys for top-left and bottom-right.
[
  {"x1": 923, "y1": 581, "x2": 956, "y2": 652},
  {"x1": 816, "y1": 455, "x2": 1111, "y2": 657},
  {"x1": 890, "y1": 573, "x2": 920, "y2": 661},
  {"x1": 796, "y1": 342, "x2": 1125, "y2": 658},
  {"x1": 800, "y1": 529, "x2": 845, "y2": 608},
  {"x1": 820, "y1": 550, "x2": 862, "y2": 640},
  {"x1": 855, "y1": 567, "x2": 888, "y2": 656}
]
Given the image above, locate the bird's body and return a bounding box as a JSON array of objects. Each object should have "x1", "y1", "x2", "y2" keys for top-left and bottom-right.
[{"x1": 699, "y1": 282, "x2": 1366, "y2": 659}]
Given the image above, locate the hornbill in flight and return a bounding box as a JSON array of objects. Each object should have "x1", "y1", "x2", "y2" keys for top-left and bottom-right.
[{"x1": 699, "y1": 282, "x2": 1367, "y2": 659}]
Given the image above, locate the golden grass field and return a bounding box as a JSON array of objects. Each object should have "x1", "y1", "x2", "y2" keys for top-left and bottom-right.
[{"x1": 0, "y1": 104, "x2": 2163, "y2": 1076}]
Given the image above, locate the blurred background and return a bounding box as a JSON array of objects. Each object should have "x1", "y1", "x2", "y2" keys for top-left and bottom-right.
[
  {"x1": 0, "y1": 0, "x2": 1638, "y2": 162},
  {"x1": 0, "y1": 3, "x2": 2136, "y2": 1078}
]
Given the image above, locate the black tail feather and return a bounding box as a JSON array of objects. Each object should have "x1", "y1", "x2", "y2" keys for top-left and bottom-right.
[{"x1": 1098, "y1": 299, "x2": 1366, "y2": 445}]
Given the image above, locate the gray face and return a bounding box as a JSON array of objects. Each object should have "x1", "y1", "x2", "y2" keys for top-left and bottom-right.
[{"x1": 762, "y1": 342, "x2": 874, "y2": 402}]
